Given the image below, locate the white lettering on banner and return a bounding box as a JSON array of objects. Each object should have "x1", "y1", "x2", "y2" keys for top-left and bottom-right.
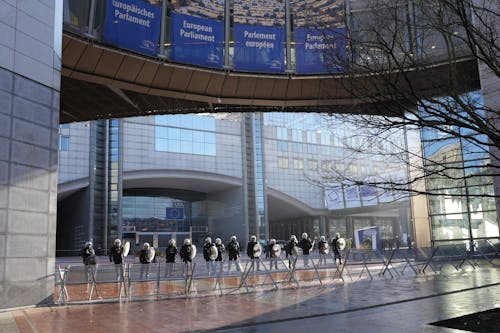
[
  {"x1": 182, "y1": 20, "x2": 213, "y2": 33},
  {"x1": 112, "y1": 0, "x2": 156, "y2": 28},
  {"x1": 243, "y1": 31, "x2": 276, "y2": 40},
  {"x1": 112, "y1": 0, "x2": 155, "y2": 18},
  {"x1": 179, "y1": 29, "x2": 215, "y2": 42},
  {"x1": 242, "y1": 30, "x2": 276, "y2": 49},
  {"x1": 179, "y1": 20, "x2": 216, "y2": 42},
  {"x1": 305, "y1": 33, "x2": 337, "y2": 50},
  {"x1": 114, "y1": 10, "x2": 151, "y2": 27}
]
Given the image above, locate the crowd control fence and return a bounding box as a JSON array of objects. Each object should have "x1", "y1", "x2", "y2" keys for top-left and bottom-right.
[{"x1": 55, "y1": 243, "x2": 500, "y2": 305}]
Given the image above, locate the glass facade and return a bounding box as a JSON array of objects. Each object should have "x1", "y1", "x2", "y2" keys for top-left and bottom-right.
[
  {"x1": 421, "y1": 92, "x2": 499, "y2": 244},
  {"x1": 155, "y1": 114, "x2": 216, "y2": 156},
  {"x1": 263, "y1": 112, "x2": 411, "y2": 244},
  {"x1": 123, "y1": 189, "x2": 205, "y2": 233}
]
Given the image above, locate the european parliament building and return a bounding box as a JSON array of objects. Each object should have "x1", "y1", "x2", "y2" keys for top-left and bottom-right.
[
  {"x1": 57, "y1": 112, "x2": 415, "y2": 254},
  {"x1": 57, "y1": 106, "x2": 500, "y2": 255},
  {"x1": 0, "y1": 0, "x2": 498, "y2": 308}
]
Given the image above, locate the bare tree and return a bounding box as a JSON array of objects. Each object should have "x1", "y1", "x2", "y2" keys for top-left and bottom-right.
[{"x1": 306, "y1": 0, "x2": 500, "y2": 202}]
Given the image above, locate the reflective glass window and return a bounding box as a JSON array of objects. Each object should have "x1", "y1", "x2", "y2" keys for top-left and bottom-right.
[{"x1": 59, "y1": 135, "x2": 70, "y2": 151}]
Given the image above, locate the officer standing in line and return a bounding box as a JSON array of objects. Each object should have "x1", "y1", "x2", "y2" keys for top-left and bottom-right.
[
  {"x1": 109, "y1": 238, "x2": 124, "y2": 280},
  {"x1": 318, "y1": 235, "x2": 328, "y2": 266},
  {"x1": 165, "y1": 239, "x2": 178, "y2": 276},
  {"x1": 227, "y1": 236, "x2": 241, "y2": 273},
  {"x1": 299, "y1": 233, "x2": 313, "y2": 267},
  {"x1": 246, "y1": 235, "x2": 260, "y2": 271}
]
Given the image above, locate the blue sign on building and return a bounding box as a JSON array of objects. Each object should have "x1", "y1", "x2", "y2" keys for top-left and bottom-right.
[
  {"x1": 103, "y1": 0, "x2": 161, "y2": 56},
  {"x1": 171, "y1": 12, "x2": 224, "y2": 69},
  {"x1": 295, "y1": 28, "x2": 346, "y2": 74},
  {"x1": 233, "y1": 24, "x2": 285, "y2": 73},
  {"x1": 166, "y1": 207, "x2": 184, "y2": 220}
]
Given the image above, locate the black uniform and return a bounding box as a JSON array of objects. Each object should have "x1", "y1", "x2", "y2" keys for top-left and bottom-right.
[
  {"x1": 215, "y1": 243, "x2": 225, "y2": 261},
  {"x1": 246, "y1": 240, "x2": 258, "y2": 259},
  {"x1": 139, "y1": 249, "x2": 150, "y2": 264},
  {"x1": 165, "y1": 245, "x2": 178, "y2": 263},
  {"x1": 285, "y1": 239, "x2": 298, "y2": 258},
  {"x1": 82, "y1": 245, "x2": 96, "y2": 265},
  {"x1": 299, "y1": 238, "x2": 312, "y2": 255},
  {"x1": 227, "y1": 240, "x2": 240, "y2": 261},
  {"x1": 203, "y1": 242, "x2": 215, "y2": 261},
  {"x1": 180, "y1": 244, "x2": 193, "y2": 262},
  {"x1": 331, "y1": 237, "x2": 342, "y2": 263},
  {"x1": 109, "y1": 245, "x2": 123, "y2": 264}
]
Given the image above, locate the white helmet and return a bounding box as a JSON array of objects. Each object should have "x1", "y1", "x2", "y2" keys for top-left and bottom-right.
[
  {"x1": 215, "y1": 238, "x2": 222, "y2": 245},
  {"x1": 85, "y1": 241, "x2": 92, "y2": 247},
  {"x1": 230, "y1": 235, "x2": 237, "y2": 242},
  {"x1": 114, "y1": 239, "x2": 121, "y2": 246},
  {"x1": 169, "y1": 239, "x2": 176, "y2": 246},
  {"x1": 302, "y1": 233, "x2": 308, "y2": 239},
  {"x1": 184, "y1": 238, "x2": 191, "y2": 245},
  {"x1": 205, "y1": 237, "x2": 212, "y2": 244},
  {"x1": 250, "y1": 235, "x2": 257, "y2": 242},
  {"x1": 320, "y1": 236, "x2": 325, "y2": 242},
  {"x1": 290, "y1": 235, "x2": 297, "y2": 242},
  {"x1": 143, "y1": 242, "x2": 150, "y2": 250},
  {"x1": 270, "y1": 239, "x2": 276, "y2": 245}
]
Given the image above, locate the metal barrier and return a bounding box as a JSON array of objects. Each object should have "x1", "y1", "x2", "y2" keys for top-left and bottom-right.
[{"x1": 54, "y1": 247, "x2": 498, "y2": 305}]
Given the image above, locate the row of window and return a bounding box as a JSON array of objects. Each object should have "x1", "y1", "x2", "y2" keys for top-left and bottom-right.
[{"x1": 155, "y1": 115, "x2": 217, "y2": 156}]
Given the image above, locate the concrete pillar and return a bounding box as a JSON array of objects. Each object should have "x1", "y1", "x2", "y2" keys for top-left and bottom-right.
[{"x1": 0, "y1": 0, "x2": 61, "y2": 309}]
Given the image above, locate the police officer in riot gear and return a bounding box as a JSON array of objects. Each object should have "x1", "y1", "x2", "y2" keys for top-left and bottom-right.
[
  {"x1": 203, "y1": 237, "x2": 216, "y2": 275},
  {"x1": 227, "y1": 235, "x2": 241, "y2": 272},
  {"x1": 214, "y1": 238, "x2": 225, "y2": 272},
  {"x1": 165, "y1": 239, "x2": 178, "y2": 276},
  {"x1": 246, "y1": 235, "x2": 260, "y2": 271},
  {"x1": 299, "y1": 233, "x2": 313, "y2": 267},
  {"x1": 180, "y1": 238, "x2": 194, "y2": 275},
  {"x1": 268, "y1": 238, "x2": 279, "y2": 269},
  {"x1": 139, "y1": 242, "x2": 152, "y2": 279},
  {"x1": 331, "y1": 233, "x2": 342, "y2": 264},
  {"x1": 318, "y1": 235, "x2": 328, "y2": 266},
  {"x1": 109, "y1": 238, "x2": 124, "y2": 280},
  {"x1": 81, "y1": 241, "x2": 96, "y2": 282},
  {"x1": 285, "y1": 235, "x2": 298, "y2": 266},
  {"x1": 109, "y1": 239, "x2": 123, "y2": 264}
]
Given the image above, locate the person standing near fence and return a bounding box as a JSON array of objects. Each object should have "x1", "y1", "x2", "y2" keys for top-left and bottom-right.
[
  {"x1": 109, "y1": 238, "x2": 124, "y2": 280},
  {"x1": 285, "y1": 235, "x2": 298, "y2": 267},
  {"x1": 139, "y1": 242, "x2": 153, "y2": 279},
  {"x1": 227, "y1": 236, "x2": 241, "y2": 273},
  {"x1": 246, "y1": 235, "x2": 260, "y2": 271},
  {"x1": 165, "y1": 239, "x2": 178, "y2": 276},
  {"x1": 331, "y1": 233, "x2": 342, "y2": 265},
  {"x1": 318, "y1": 235, "x2": 328, "y2": 266},
  {"x1": 268, "y1": 238, "x2": 279, "y2": 269},
  {"x1": 203, "y1": 237, "x2": 217, "y2": 275},
  {"x1": 299, "y1": 233, "x2": 313, "y2": 267},
  {"x1": 180, "y1": 238, "x2": 194, "y2": 275},
  {"x1": 81, "y1": 241, "x2": 96, "y2": 282},
  {"x1": 214, "y1": 238, "x2": 225, "y2": 272}
]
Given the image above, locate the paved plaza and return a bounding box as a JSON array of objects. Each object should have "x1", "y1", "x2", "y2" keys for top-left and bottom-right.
[{"x1": 0, "y1": 255, "x2": 499, "y2": 333}]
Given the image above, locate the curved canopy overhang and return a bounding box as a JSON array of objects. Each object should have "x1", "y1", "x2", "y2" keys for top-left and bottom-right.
[
  {"x1": 61, "y1": 33, "x2": 480, "y2": 123},
  {"x1": 122, "y1": 170, "x2": 242, "y2": 193}
]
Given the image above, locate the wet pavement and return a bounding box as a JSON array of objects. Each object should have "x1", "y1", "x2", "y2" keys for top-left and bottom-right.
[{"x1": 1, "y1": 259, "x2": 500, "y2": 333}]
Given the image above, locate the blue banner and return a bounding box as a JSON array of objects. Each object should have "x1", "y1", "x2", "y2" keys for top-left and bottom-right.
[
  {"x1": 295, "y1": 28, "x2": 346, "y2": 74},
  {"x1": 103, "y1": 0, "x2": 161, "y2": 56},
  {"x1": 234, "y1": 24, "x2": 285, "y2": 73},
  {"x1": 166, "y1": 207, "x2": 184, "y2": 220},
  {"x1": 171, "y1": 12, "x2": 224, "y2": 69}
]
